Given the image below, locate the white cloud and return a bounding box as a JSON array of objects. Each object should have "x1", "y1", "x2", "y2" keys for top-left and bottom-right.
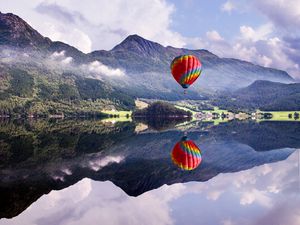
[
  {"x1": 253, "y1": 0, "x2": 300, "y2": 30},
  {"x1": 206, "y1": 30, "x2": 224, "y2": 42},
  {"x1": 240, "y1": 189, "x2": 272, "y2": 207},
  {"x1": 50, "y1": 50, "x2": 73, "y2": 64},
  {"x1": 207, "y1": 190, "x2": 223, "y2": 200},
  {"x1": 221, "y1": 219, "x2": 236, "y2": 225},
  {"x1": 239, "y1": 26, "x2": 255, "y2": 41},
  {"x1": 189, "y1": 23, "x2": 300, "y2": 79},
  {"x1": 61, "y1": 168, "x2": 72, "y2": 175},
  {"x1": 87, "y1": 155, "x2": 124, "y2": 171},
  {"x1": 221, "y1": 1, "x2": 235, "y2": 13},
  {"x1": 0, "y1": 0, "x2": 185, "y2": 51},
  {"x1": 42, "y1": 23, "x2": 92, "y2": 53},
  {"x1": 83, "y1": 61, "x2": 125, "y2": 77},
  {"x1": 239, "y1": 24, "x2": 273, "y2": 42},
  {"x1": 48, "y1": 178, "x2": 92, "y2": 207}
]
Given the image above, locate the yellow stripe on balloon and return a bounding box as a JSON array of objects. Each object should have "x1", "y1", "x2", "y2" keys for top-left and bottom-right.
[{"x1": 172, "y1": 55, "x2": 191, "y2": 67}]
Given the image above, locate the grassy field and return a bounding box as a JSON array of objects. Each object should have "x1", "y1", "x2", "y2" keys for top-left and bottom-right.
[
  {"x1": 259, "y1": 111, "x2": 300, "y2": 122},
  {"x1": 101, "y1": 110, "x2": 132, "y2": 116},
  {"x1": 101, "y1": 110, "x2": 132, "y2": 123},
  {"x1": 174, "y1": 105, "x2": 198, "y2": 116},
  {"x1": 101, "y1": 117, "x2": 132, "y2": 123},
  {"x1": 202, "y1": 107, "x2": 229, "y2": 114}
]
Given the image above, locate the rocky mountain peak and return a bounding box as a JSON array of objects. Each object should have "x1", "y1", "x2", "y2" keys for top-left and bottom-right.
[
  {"x1": 111, "y1": 34, "x2": 166, "y2": 57},
  {"x1": 0, "y1": 12, "x2": 51, "y2": 49}
]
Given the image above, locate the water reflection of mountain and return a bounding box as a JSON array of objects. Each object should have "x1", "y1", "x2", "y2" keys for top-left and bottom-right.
[
  {"x1": 209, "y1": 121, "x2": 300, "y2": 151},
  {"x1": 0, "y1": 120, "x2": 299, "y2": 219}
]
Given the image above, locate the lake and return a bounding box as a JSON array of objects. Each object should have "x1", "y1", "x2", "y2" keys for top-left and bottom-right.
[{"x1": 0, "y1": 119, "x2": 300, "y2": 225}]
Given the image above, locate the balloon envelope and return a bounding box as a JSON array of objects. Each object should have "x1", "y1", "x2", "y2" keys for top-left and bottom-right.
[
  {"x1": 171, "y1": 137, "x2": 202, "y2": 170},
  {"x1": 170, "y1": 55, "x2": 202, "y2": 89}
]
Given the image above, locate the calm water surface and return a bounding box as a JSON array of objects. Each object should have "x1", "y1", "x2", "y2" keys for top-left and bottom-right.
[{"x1": 0, "y1": 119, "x2": 299, "y2": 225}]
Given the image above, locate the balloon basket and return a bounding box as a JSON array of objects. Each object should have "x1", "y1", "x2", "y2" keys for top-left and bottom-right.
[{"x1": 183, "y1": 90, "x2": 187, "y2": 95}]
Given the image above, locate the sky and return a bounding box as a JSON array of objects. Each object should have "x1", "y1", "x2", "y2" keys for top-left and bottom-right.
[{"x1": 0, "y1": 0, "x2": 300, "y2": 79}]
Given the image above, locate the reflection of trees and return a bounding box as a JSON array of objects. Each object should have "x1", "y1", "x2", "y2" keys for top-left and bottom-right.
[
  {"x1": 0, "y1": 119, "x2": 135, "y2": 167},
  {"x1": 134, "y1": 117, "x2": 191, "y2": 131}
]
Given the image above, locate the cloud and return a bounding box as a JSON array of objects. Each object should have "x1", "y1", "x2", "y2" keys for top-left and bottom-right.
[
  {"x1": 254, "y1": 200, "x2": 300, "y2": 225},
  {"x1": 253, "y1": 0, "x2": 300, "y2": 30},
  {"x1": 245, "y1": 1, "x2": 300, "y2": 79},
  {"x1": 206, "y1": 30, "x2": 224, "y2": 42},
  {"x1": 207, "y1": 190, "x2": 223, "y2": 200},
  {"x1": 221, "y1": 219, "x2": 236, "y2": 225},
  {"x1": 0, "y1": 0, "x2": 185, "y2": 51},
  {"x1": 48, "y1": 178, "x2": 92, "y2": 206},
  {"x1": 35, "y1": 0, "x2": 185, "y2": 50},
  {"x1": 240, "y1": 189, "x2": 272, "y2": 207},
  {"x1": 35, "y1": 2, "x2": 85, "y2": 24},
  {"x1": 190, "y1": 23, "x2": 300, "y2": 79},
  {"x1": 42, "y1": 23, "x2": 92, "y2": 53},
  {"x1": 221, "y1": 1, "x2": 235, "y2": 13},
  {"x1": 50, "y1": 50, "x2": 73, "y2": 64},
  {"x1": 85, "y1": 155, "x2": 125, "y2": 171},
  {"x1": 82, "y1": 61, "x2": 125, "y2": 77},
  {"x1": 239, "y1": 23, "x2": 273, "y2": 42}
]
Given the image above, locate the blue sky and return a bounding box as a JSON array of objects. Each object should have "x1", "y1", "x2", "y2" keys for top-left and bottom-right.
[
  {"x1": 169, "y1": 0, "x2": 265, "y2": 40},
  {"x1": 0, "y1": 0, "x2": 299, "y2": 79}
]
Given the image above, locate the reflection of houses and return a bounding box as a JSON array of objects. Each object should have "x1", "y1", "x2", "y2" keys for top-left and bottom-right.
[
  {"x1": 251, "y1": 111, "x2": 263, "y2": 120},
  {"x1": 195, "y1": 111, "x2": 233, "y2": 121},
  {"x1": 194, "y1": 112, "x2": 208, "y2": 120},
  {"x1": 49, "y1": 113, "x2": 64, "y2": 119},
  {"x1": 294, "y1": 112, "x2": 300, "y2": 120}
]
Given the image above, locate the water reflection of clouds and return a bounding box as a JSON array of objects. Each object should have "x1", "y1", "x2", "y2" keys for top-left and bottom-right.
[
  {"x1": 86, "y1": 155, "x2": 125, "y2": 171},
  {"x1": 49, "y1": 155, "x2": 125, "y2": 182},
  {"x1": 1, "y1": 151, "x2": 299, "y2": 225}
]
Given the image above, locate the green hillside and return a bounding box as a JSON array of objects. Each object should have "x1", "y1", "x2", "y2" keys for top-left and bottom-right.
[{"x1": 0, "y1": 67, "x2": 135, "y2": 117}]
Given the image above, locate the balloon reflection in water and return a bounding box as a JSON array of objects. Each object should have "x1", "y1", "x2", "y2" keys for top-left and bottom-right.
[{"x1": 171, "y1": 136, "x2": 202, "y2": 170}]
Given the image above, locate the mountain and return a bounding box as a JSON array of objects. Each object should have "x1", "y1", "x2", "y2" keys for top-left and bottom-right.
[
  {"x1": 0, "y1": 12, "x2": 135, "y2": 116},
  {"x1": 0, "y1": 11, "x2": 297, "y2": 112},
  {"x1": 214, "y1": 80, "x2": 300, "y2": 111},
  {"x1": 87, "y1": 34, "x2": 294, "y2": 97},
  {"x1": 0, "y1": 12, "x2": 51, "y2": 49}
]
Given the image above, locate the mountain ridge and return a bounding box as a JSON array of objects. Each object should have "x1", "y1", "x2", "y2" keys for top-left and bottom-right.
[
  {"x1": 0, "y1": 12, "x2": 51, "y2": 49},
  {"x1": 214, "y1": 80, "x2": 300, "y2": 111},
  {"x1": 0, "y1": 11, "x2": 298, "y2": 110},
  {"x1": 0, "y1": 12, "x2": 294, "y2": 82}
]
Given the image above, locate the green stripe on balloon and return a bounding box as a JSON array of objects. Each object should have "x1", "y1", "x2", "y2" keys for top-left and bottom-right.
[{"x1": 179, "y1": 68, "x2": 201, "y2": 85}]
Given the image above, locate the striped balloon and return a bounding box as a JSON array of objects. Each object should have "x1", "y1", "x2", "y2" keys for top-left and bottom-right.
[
  {"x1": 170, "y1": 55, "x2": 202, "y2": 89},
  {"x1": 171, "y1": 136, "x2": 202, "y2": 171}
]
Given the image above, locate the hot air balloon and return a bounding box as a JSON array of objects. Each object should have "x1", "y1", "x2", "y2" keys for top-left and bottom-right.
[
  {"x1": 171, "y1": 136, "x2": 202, "y2": 170},
  {"x1": 170, "y1": 55, "x2": 202, "y2": 94}
]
